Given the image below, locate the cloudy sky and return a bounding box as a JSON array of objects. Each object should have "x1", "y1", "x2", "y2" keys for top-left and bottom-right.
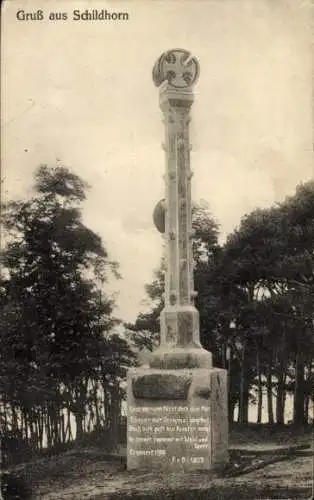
[{"x1": 2, "y1": 0, "x2": 313, "y2": 322}]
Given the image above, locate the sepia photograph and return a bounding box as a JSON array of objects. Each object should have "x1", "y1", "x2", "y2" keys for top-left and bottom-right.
[{"x1": 1, "y1": 0, "x2": 313, "y2": 498}]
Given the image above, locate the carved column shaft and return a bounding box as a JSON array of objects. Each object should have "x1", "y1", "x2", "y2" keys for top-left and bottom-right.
[
  {"x1": 150, "y1": 49, "x2": 212, "y2": 369},
  {"x1": 161, "y1": 90, "x2": 194, "y2": 308}
]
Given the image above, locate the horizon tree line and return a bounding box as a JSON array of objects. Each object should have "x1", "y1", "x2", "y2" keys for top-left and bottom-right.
[{"x1": 0, "y1": 164, "x2": 313, "y2": 464}]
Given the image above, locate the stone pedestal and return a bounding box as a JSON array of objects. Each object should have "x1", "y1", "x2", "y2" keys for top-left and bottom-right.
[
  {"x1": 150, "y1": 305, "x2": 213, "y2": 369},
  {"x1": 127, "y1": 367, "x2": 228, "y2": 471}
]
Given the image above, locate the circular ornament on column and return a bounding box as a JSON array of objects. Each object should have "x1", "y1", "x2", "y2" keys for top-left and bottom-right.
[
  {"x1": 153, "y1": 49, "x2": 200, "y2": 89},
  {"x1": 153, "y1": 198, "x2": 166, "y2": 233}
]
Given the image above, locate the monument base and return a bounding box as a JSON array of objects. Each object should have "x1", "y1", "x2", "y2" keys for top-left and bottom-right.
[{"x1": 127, "y1": 366, "x2": 228, "y2": 471}]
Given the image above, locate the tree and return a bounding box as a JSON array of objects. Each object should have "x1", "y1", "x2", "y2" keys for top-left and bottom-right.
[
  {"x1": 0, "y1": 164, "x2": 125, "y2": 451},
  {"x1": 279, "y1": 182, "x2": 314, "y2": 425},
  {"x1": 223, "y1": 181, "x2": 314, "y2": 425},
  {"x1": 221, "y1": 206, "x2": 285, "y2": 424},
  {"x1": 131, "y1": 180, "x2": 314, "y2": 427}
]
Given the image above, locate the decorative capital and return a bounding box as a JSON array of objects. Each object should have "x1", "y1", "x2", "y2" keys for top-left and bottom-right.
[{"x1": 153, "y1": 49, "x2": 200, "y2": 89}]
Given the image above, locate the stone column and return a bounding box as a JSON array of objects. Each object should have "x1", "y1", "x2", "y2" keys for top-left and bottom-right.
[
  {"x1": 127, "y1": 49, "x2": 228, "y2": 472},
  {"x1": 150, "y1": 49, "x2": 212, "y2": 370}
]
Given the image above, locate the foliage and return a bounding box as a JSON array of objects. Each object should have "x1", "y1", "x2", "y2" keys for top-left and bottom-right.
[
  {"x1": 0, "y1": 164, "x2": 134, "y2": 457},
  {"x1": 132, "y1": 182, "x2": 314, "y2": 425}
]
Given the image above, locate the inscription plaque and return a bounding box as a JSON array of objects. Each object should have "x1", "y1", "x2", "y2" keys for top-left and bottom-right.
[{"x1": 127, "y1": 403, "x2": 212, "y2": 469}]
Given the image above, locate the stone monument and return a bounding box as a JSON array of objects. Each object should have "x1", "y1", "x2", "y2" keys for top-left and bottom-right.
[{"x1": 127, "y1": 49, "x2": 228, "y2": 471}]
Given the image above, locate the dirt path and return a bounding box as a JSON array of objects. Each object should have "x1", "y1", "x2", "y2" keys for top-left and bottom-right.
[
  {"x1": 33, "y1": 448, "x2": 313, "y2": 499},
  {"x1": 4, "y1": 427, "x2": 312, "y2": 499}
]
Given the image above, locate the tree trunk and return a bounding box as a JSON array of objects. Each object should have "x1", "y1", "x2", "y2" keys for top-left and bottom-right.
[
  {"x1": 227, "y1": 347, "x2": 233, "y2": 423},
  {"x1": 228, "y1": 353, "x2": 239, "y2": 424},
  {"x1": 303, "y1": 358, "x2": 313, "y2": 425},
  {"x1": 47, "y1": 404, "x2": 58, "y2": 448},
  {"x1": 276, "y1": 370, "x2": 286, "y2": 425},
  {"x1": 46, "y1": 410, "x2": 52, "y2": 448},
  {"x1": 304, "y1": 395, "x2": 309, "y2": 423},
  {"x1": 37, "y1": 412, "x2": 44, "y2": 450},
  {"x1": 222, "y1": 341, "x2": 227, "y2": 369},
  {"x1": 110, "y1": 383, "x2": 120, "y2": 450},
  {"x1": 94, "y1": 383, "x2": 101, "y2": 430},
  {"x1": 266, "y1": 364, "x2": 274, "y2": 425},
  {"x1": 30, "y1": 419, "x2": 38, "y2": 452},
  {"x1": 53, "y1": 406, "x2": 60, "y2": 446},
  {"x1": 103, "y1": 382, "x2": 110, "y2": 425},
  {"x1": 65, "y1": 409, "x2": 73, "y2": 441},
  {"x1": 23, "y1": 410, "x2": 29, "y2": 441},
  {"x1": 238, "y1": 340, "x2": 249, "y2": 424},
  {"x1": 293, "y1": 350, "x2": 305, "y2": 426},
  {"x1": 11, "y1": 405, "x2": 18, "y2": 432},
  {"x1": 256, "y1": 349, "x2": 263, "y2": 424},
  {"x1": 242, "y1": 390, "x2": 249, "y2": 424},
  {"x1": 60, "y1": 414, "x2": 65, "y2": 443},
  {"x1": 2, "y1": 404, "x2": 8, "y2": 433},
  {"x1": 275, "y1": 331, "x2": 287, "y2": 425},
  {"x1": 75, "y1": 412, "x2": 84, "y2": 442},
  {"x1": 229, "y1": 400, "x2": 236, "y2": 423}
]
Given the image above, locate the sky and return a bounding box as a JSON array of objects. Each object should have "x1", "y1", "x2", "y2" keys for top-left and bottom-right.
[{"x1": 1, "y1": 0, "x2": 313, "y2": 323}]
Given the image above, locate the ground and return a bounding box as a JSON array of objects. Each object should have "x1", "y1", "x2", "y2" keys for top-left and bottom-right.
[{"x1": 4, "y1": 425, "x2": 313, "y2": 499}]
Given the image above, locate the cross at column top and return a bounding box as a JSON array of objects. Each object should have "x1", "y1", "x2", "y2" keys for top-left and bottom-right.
[{"x1": 153, "y1": 48, "x2": 200, "y2": 89}]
